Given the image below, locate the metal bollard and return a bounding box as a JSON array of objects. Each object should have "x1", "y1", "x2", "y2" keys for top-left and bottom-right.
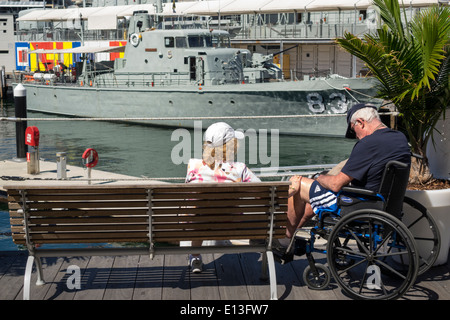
[
  {"x1": 14, "y1": 84, "x2": 27, "y2": 159},
  {"x1": 27, "y1": 147, "x2": 40, "y2": 174},
  {"x1": 56, "y1": 152, "x2": 67, "y2": 180}
]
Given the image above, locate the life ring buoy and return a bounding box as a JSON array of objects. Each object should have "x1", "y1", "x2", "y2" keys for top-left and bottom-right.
[
  {"x1": 130, "y1": 33, "x2": 140, "y2": 47},
  {"x1": 82, "y1": 148, "x2": 99, "y2": 168}
]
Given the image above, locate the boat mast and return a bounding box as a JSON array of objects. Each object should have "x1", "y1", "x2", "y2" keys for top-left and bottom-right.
[
  {"x1": 80, "y1": 12, "x2": 87, "y2": 85},
  {"x1": 156, "y1": 0, "x2": 162, "y2": 13}
]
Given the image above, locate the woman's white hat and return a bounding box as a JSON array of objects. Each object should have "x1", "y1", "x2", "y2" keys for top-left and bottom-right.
[{"x1": 204, "y1": 122, "x2": 245, "y2": 147}]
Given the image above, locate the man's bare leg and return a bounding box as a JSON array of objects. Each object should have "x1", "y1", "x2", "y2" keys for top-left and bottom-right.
[{"x1": 287, "y1": 176, "x2": 316, "y2": 238}]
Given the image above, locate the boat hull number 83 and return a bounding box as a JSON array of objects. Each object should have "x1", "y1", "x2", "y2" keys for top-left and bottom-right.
[{"x1": 307, "y1": 92, "x2": 348, "y2": 114}]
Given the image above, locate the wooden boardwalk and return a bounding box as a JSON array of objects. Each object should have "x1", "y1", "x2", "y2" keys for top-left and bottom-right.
[{"x1": 1, "y1": 249, "x2": 449, "y2": 301}]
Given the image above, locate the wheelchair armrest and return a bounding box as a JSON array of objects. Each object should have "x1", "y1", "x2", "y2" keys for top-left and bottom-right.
[{"x1": 341, "y1": 186, "x2": 378, "y2": 197}]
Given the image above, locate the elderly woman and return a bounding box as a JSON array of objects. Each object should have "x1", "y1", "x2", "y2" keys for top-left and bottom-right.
[{"x1": 184, "y1": 122, "x2": 260, "y2": 273}]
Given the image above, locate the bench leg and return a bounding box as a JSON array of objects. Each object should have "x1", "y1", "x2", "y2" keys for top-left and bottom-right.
[
  {"x1": 35, "y1": 257, "x2": 45, "y2": 286},
  {"x1": 262, "y1": 251, "x2": 278, "y2": 300},
  {"x1": 23, "y1": 255, "x2": 45, "y2": 300}
]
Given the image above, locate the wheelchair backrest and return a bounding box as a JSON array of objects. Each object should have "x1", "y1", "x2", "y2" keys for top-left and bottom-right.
[{"x1": 378, "y1": 161, "x2": 410, "y2": 218}]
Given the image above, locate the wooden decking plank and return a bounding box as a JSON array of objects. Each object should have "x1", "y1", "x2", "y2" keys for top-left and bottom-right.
[
  {"x1": 238, "y1": 252, "x2": 271, "y2": 300},
  {"x1": 273, "y1": 260, "x2": 310, "y2": 300},
  {"x1": 73, "y1": 255, "x2": 115, "y2": 300},
  {"x1": 0, "y1": 251, "x2": 27, "y2": 300},
  {"x1": 103, "y1": 255, "x2": 140, "y2": 300},
  {"x1": 162, "y1": 254, "x2": 191, "y2": 300},
  {"x1": 0, "y1": 251, "x2": 21, "y2": 276},
  {"x1": 213, "y1": 253, "x2": 250, "y2": 300},
  {"x1": 132, "y1": 254, "x2": 164, "y2": 300}
]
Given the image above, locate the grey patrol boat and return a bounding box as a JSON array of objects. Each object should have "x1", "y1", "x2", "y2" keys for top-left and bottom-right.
[{"x1": 16, "y1": 11, "x2": 380, "y2": 137}]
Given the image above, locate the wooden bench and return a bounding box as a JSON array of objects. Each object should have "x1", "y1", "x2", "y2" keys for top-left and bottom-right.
[{"x1": 5, "y1": 182, "x2": 289, "y2": 300}]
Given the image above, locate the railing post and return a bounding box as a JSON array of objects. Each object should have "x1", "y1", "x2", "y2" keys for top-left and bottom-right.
[
  {"x1": 147, "y1": 188, "x2": 155, "y2": 259},
  {"x1": 14, "y1": 83, "x2": 27, "y2": 159}
]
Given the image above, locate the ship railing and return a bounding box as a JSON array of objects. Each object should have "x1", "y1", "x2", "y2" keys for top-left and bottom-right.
[
  {"x1": 251, "y1": 164, "x2": 336, "y2": 181},
  {"x1": 233, "y1": 23, "x2": 371, "y2": 40},
  {"x1": 15, "y1": 27, "x2": 129, "y2": 42},
  {"x1": 90, "y1": 71, "x2": 193, "y2": 88},
  {"x1": 85, "y1": 70, "x2": 250, "y2": 88},
  {"x1": 138, "y1": 164, "x2": 338, "y2": 182}
]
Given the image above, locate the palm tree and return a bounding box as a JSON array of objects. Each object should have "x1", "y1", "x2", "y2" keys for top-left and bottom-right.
[{"x1": 336, "y1": 0, "x2": 450, "y2": 183}]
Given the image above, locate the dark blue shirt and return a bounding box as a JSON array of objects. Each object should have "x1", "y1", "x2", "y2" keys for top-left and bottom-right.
[{"x1": 341, "y1": 128, "x2": 411, "y2": 192}]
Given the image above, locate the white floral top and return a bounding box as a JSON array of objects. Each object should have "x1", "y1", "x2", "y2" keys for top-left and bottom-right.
[{"x1": 185, "y1": 159, "x2": 261, "y2": 183}]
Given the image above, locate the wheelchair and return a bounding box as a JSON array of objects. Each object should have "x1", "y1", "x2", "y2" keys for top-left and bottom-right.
[{"x1": 289, "y1": 160, "x2": 441, "y2": 300}]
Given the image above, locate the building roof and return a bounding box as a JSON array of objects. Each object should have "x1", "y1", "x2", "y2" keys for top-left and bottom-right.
[{"x1": 17, "y1": 0, "x2": 445, "y2": 23}]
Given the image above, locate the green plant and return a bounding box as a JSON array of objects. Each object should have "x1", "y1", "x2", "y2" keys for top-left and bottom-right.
[{"x1": 336, "y1": 0, "x2": 450, "y2": 183}]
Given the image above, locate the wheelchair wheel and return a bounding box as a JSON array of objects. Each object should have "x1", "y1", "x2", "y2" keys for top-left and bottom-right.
[
  {"x1": 303, "y1": 263, "x2": 331, "y2": 290},
  {"x1": 402, "y1": 196, "x2": 441, "y2": 275},
  {"x1": 327, "y1": 209, "x2": 419, "y2": 300}
]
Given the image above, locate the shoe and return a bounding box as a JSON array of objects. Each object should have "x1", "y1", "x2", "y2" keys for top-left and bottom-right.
[{"x1": 189, "y1": 254, "x2": 203, "y2": 273}]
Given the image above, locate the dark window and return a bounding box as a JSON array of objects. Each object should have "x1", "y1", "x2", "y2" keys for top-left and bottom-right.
[
  {"x1": 175, "y1": 37, "x2": 187, "y2": 48},
  {"x1": 188, "y1": 35, "x2": 203, "y2": 48},
  {"x1": 164, "y1": 37, "x2": 174, "y2": 48},
  {"x1": 204, "y1": 35, "x2": 212, "y2": 47}
]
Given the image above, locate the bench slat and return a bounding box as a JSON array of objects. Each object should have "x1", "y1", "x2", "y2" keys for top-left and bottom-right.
[
  {"x1": 11, "y1": 220, "x2": 286, "y2": 233},
  {"x1": 6, "y1": 183, "x2": 289, "y2": 193},
  {"x1": 11, "y1": 230, "x2": 286, "y2": 245},
  {"x1": 9, "y1": 191, "x2": 278, "y2": 202},
  {"x1": 16, "y1": 198, "x2": 278, "y2": 210},
  {"x1": 12, "y1": 212, "x2": 286, "y2": 225},
  {"x1": 7, "y1": 204, "x2": 287, "y2": 218},
  {"x1": 11, "y1": 227, "x2": 286, "y2": 241}
]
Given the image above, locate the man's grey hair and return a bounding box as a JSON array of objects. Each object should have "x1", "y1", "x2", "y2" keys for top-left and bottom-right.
[{"x1": 351, "y1": 106, "x2": 380, "y2": 124}]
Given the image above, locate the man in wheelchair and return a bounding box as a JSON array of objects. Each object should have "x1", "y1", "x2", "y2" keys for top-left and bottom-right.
[{"x1": 284, "y1": 103, "x2": 411, "y2": 251}]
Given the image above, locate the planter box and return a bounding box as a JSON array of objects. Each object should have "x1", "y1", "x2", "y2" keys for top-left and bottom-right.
[
  {"x1": 426, "y1": 113, "x2": 449, "y2": 180},
  {"x1": 405, "y1": 188, "x2": 450, "y2": 266}
]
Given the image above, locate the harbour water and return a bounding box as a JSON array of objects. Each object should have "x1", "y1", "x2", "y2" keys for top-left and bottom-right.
[{"x1": 0, "y1": 99, "x2": 355, "y2": 250}]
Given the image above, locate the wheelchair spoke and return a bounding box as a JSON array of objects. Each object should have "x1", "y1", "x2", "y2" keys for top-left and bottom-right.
[
  {"x1": 374, "y1": 258, "x2": 408, "y2": 280},
  {"x1": 375, "y1": 250, "x2": 410, "y2": 258},
  {"x1": 334, "y1": 245, "x2": 366, "y2": 258},
  {"x1": 414, "y1": 236, "x2": 436, "y2": 242},
  {"x1": 337, "y1": 256, "x2": 367, "y2": 276},
  {"x1": 405, "y1": 215, "x2": 424, "y2": 230},
  {"x1": 358, "y1": 261, "x2": 370, "y2": 294},
  {"x1": 373, "y1": 229, "x2": 394, "y2": 255},
  {"x1": 348, "y1": 229, "x2": 370, "y2": 255}
]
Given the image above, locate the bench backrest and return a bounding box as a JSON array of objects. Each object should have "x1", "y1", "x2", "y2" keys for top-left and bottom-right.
[{"x1": 6, "y1": 182, "x2": 289, "y2": 246}]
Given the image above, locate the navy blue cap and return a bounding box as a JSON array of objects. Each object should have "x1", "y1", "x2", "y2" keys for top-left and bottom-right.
[{"x1": 345, "y1": 103, "x2": 377, "y2": 139}]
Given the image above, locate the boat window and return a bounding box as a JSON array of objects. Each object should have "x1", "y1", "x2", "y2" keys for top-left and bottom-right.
[
  {"x1": 188, "y1": 35, "x2": 203, "y2": 48},
  {"x1": 165, "y1": 37, "x2": 174, "y2": 48},
  {"x1": 213, "y1": 35, "x2": 230, "y2": 48},
  {"x1": 204, "y1": 35, "x2": 213, "y2": 47},
  {"x1": 175, "y1": 37, "x2": 187, "y2": 48}
]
